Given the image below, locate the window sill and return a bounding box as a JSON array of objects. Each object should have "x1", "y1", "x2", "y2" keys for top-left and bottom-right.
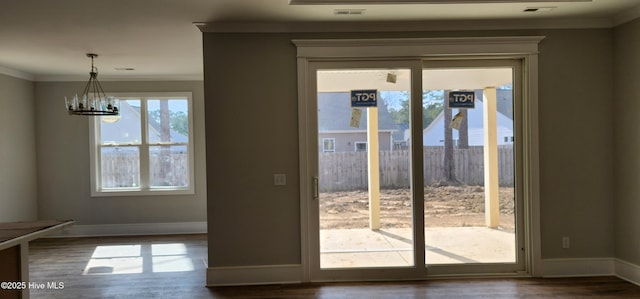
[{"x1": 90, "y1": 188, "x2": 195, "y2": 197}]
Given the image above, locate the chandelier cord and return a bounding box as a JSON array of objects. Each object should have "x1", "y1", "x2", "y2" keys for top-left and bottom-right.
[{"x1": 80, "y1": 55, "x2": 107, "y2": 101}]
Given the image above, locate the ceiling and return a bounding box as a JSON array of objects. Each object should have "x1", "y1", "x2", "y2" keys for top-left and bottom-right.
[{"x1": 1, "y1": 0, "x2": 639, "y2": 81}]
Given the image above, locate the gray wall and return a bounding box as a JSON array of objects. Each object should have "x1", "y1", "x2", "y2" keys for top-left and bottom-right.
[
  {"x1": 537, "y1": 29, "x2": 614, "y2": 259},
  {"x1": 203, "y1": 29, "x2": 615, "y2": 267},
  {"x1": 34, "y1": 81, "x2": 207, "y2": 224},
  {"x1": 614, "y1": 19, "x2": 640, "y2": 266},
  {"x1": 204, "y1": 34, "x2": 301, "y2": 266},
  {"x1": 0, "y1": 74, "x2": 37, "y2": 222}
]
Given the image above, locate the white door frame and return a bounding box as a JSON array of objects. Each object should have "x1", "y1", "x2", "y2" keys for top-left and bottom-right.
[{"x1": 294, "y1": 36, "x2": 544, "y2": 282}]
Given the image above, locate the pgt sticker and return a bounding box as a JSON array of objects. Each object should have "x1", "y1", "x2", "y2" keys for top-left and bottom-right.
[
  {"x1": 351, "y1": 89, "x2": 378, "y2": 108},
  {"x1": 448, "y1": 91, "x2": 475, "y2": 109}
]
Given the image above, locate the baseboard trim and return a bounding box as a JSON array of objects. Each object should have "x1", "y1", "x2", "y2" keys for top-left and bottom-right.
[
  {"x1": 47, "y1": 221, "x2": 207, "y2": 237},
  {"x1": 204, "y1": 259, "x2": 637, "y2": 286},
  {"x1": 541, "y1": 258, "x2": 615, "y2": 277},
  {"x1": 615, "y1": 259, "x2": 640, "y2": 287},
  {"x1": 206, "y1": 264, "x2": 302, "y2": 286}
]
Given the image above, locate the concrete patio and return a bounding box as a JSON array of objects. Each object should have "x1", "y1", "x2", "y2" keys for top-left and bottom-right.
[{"x1": 320, "y1": 226, "x2": 516, "y2": 268}]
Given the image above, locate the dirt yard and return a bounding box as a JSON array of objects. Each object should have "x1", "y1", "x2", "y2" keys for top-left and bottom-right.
[{"x1": 320, "y1": 185, "x2": 515, "y2": 232}]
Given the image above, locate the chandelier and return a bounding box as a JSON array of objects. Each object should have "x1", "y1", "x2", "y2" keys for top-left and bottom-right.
[{"x1": 65, "y1": 53, "x2": 119, "y2": 116}]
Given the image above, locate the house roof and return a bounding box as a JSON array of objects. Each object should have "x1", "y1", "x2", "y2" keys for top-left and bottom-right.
[
  {"x1": 422, "y1": 89, "x2": 514, "y2": 146},
  {"x1": 393, "y1": 123, "x2": 410, "y2": 143},
  {"x1": 100, "y1": 101, "x2": 188, "y2": 144},
  {"x1": 423, "y1": 89, "x2": 512, "y2": 133},
  {"x1": 318, "y1": 92, "x2": 398, "y2": 133}
]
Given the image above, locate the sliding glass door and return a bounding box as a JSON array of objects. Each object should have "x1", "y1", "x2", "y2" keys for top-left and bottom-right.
[
  {"x1": 304, "y1": 59, "x2": 525, "y2": 280},
  {"x1": 306, "y1": 60, "x2": 422, "y2": 281},
  {"x1": 422, "y1": 60, "x2": 525, "y2": 275}
]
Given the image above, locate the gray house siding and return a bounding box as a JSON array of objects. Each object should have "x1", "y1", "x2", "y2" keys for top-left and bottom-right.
[
  {"x1": 319, "y1": 132, "x2": 393, "y2": 152},
  {"x1": 318, "y1": 92, "x2": 398, "y2": 152}
]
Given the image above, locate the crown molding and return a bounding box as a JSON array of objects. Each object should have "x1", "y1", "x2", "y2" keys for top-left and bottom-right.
[
  {"x1": 196, "y1": 17, "x2": 613, "y2": 33},
  {"x1": 289, "y1": 0, "x2": 591, "y2": 3},
  {"x1": 35, "y1": 74, "x2": 204, "y2": 82},
  {"x1": 0, "y1": 65, "x2": 204, "y2": 83},
  {"x1": 613, "y1": 4, "x2": 640, "y2": 27},
  {"x1": 0, "y1": 65, "x2": 35, "y2": 81}
]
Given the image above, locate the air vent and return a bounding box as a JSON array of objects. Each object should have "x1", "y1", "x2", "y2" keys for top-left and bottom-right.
[
  {"x1": 523, "y1": 7, "x2": 556, "y2": 13},
  {"x1": 334, "y1": 9, "x2": 365, "y2": 16}
]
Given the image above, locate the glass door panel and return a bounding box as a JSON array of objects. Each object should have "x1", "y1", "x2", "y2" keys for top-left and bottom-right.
[
  {"x1": 316, "y1": 68, "x2": 414, "y2": 269},
  {"x1": 421, "y1": 67, "x2": 518, "y2": 266}
]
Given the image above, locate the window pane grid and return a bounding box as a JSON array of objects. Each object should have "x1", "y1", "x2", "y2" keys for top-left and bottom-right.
[
  {"x1": 93, "y1": 94, "x2": 192, "y2": 194},
  {"x1": 149, "y1": 145, "x2": 190, "y2": 188},
  {"x1": 100, "y1": 146, "x2": 140, "y2": 189}
]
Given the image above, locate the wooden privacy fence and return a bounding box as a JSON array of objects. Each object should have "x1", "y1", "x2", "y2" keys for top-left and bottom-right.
[
  {"x1": 101, "y1": 150, "x2": 189, "y2": 188},
  {"x1": 319, "y1": 145, "x2": 514, "y2": 192}
]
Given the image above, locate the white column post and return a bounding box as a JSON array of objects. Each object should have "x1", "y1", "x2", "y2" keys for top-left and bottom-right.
[
  {"x1": 367, "y1": 107, "x2": 381, "y2": 230},
  {"x1": 483, "y1": 87, "x2": 500, "y2": 228}
]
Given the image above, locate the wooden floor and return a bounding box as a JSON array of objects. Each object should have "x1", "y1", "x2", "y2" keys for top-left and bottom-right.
[{"x1": 24, "y1": 234, "x2": 640, "y2": 299}]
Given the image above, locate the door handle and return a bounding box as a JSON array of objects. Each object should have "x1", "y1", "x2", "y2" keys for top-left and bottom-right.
[{"x1": 312, "y1": 176, "x2": 319, "y2": 200}]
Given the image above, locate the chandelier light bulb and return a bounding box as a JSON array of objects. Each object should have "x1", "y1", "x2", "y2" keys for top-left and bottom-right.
[{"x1": 65, "y1": 53, "x2": 120, "y2": 116}]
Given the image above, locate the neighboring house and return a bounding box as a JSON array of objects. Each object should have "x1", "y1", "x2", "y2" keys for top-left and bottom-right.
[
  {"x1": 392, "y1": 123, "x2": 410, "y2": 150},
  {"x1": 318, "y1": 92, "x2": 398, "y2": 152},
  {"x1": 101, "y1": 101, "x2": 188, "y2": 145},
  {"x1": 423, "y1": 89, "x2": 514, "y2": 146}
]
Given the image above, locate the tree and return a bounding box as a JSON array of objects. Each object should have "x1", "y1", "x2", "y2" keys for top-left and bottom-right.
[
  {"x1": 457, "y1": 110, "x2": 469, "y2": 149},
  {"x1": 159, "y1": 101, "x2": 172, "y2": 185},
  {"x1": 388, "y1": 97, "x2": 410, "y2": 125},
  {"x1": 385, "y1": 91, "x2": 444, "y2": 129},
  {"x1": 442, "y1": 91, "x2": 472, "y2": 184},
  {"x1": 169, "y1": 111, "x2": 189, "y2": 136},
  {"x1": 443, "y1": 91, "x2": 456, "y2": 183},
  {"x1": 148, "y1": 110, "x2": 189, "y2": 136},
  {"x1": 423, "y1": 102, "x2": 444, "y2": 129}
]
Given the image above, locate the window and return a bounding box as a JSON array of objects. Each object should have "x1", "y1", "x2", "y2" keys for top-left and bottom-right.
[
  {"x1": 322, "y1": 138, "x2": 335, "y2": 152},
  {"x1": 355, "y1": 142, "x2": 367, "y2": 152},
  {"x1": 90, "y1": 92, "x2": 194, "y2": 196}
]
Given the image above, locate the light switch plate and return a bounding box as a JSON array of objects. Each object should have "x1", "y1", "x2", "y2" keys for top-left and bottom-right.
[
  {"x1": 562, "y1": 236, "x2": 570, "y2": 249},
  {"x1": 274, "y1": 174, "x2": 286, "y2": 186}
]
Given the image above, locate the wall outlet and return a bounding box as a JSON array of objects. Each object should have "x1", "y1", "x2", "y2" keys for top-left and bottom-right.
[
  {"x1": 274, "y1": 174, "x2": 286, "y2": 186},
  {"x1": 562, "y1": 236, "x2": 570, "y2": 249}
]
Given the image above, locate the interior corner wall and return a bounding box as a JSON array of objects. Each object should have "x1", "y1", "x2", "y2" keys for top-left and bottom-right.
[
  {"x1": 203, "y1": 28, "x2": 615, "y2": 269},
  {"x1": 613, "y1": 18, "x2": 640, "y2": 266},
  {"x1": 34, "y1": 81, "x2": 207, "y2": 226},
  {"x1": 0, "y1": 74, "x2": 37, "y2": 222},
  {"x1": 536, "y1": 29, "x2": 614, "y2": 259},
  {"x1": 204, "y1": 33, "x2": 302, "y2": 267}
]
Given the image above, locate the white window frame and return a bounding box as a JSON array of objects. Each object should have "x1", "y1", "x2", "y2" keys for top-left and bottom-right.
[
  {"x1": 354, "y1": 141, "x2": 367, "y2": 152},
  {"x1": 322, "y1": 138, "x2": 336, "y2": 152},
  {"x1": 89, "y1": 92, "x2": 195, "y2": 197}
]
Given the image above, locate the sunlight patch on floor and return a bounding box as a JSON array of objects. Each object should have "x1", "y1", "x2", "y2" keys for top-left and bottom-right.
[{"x1": 84, "y1": 243, "x2": 194, "y2": 275}]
